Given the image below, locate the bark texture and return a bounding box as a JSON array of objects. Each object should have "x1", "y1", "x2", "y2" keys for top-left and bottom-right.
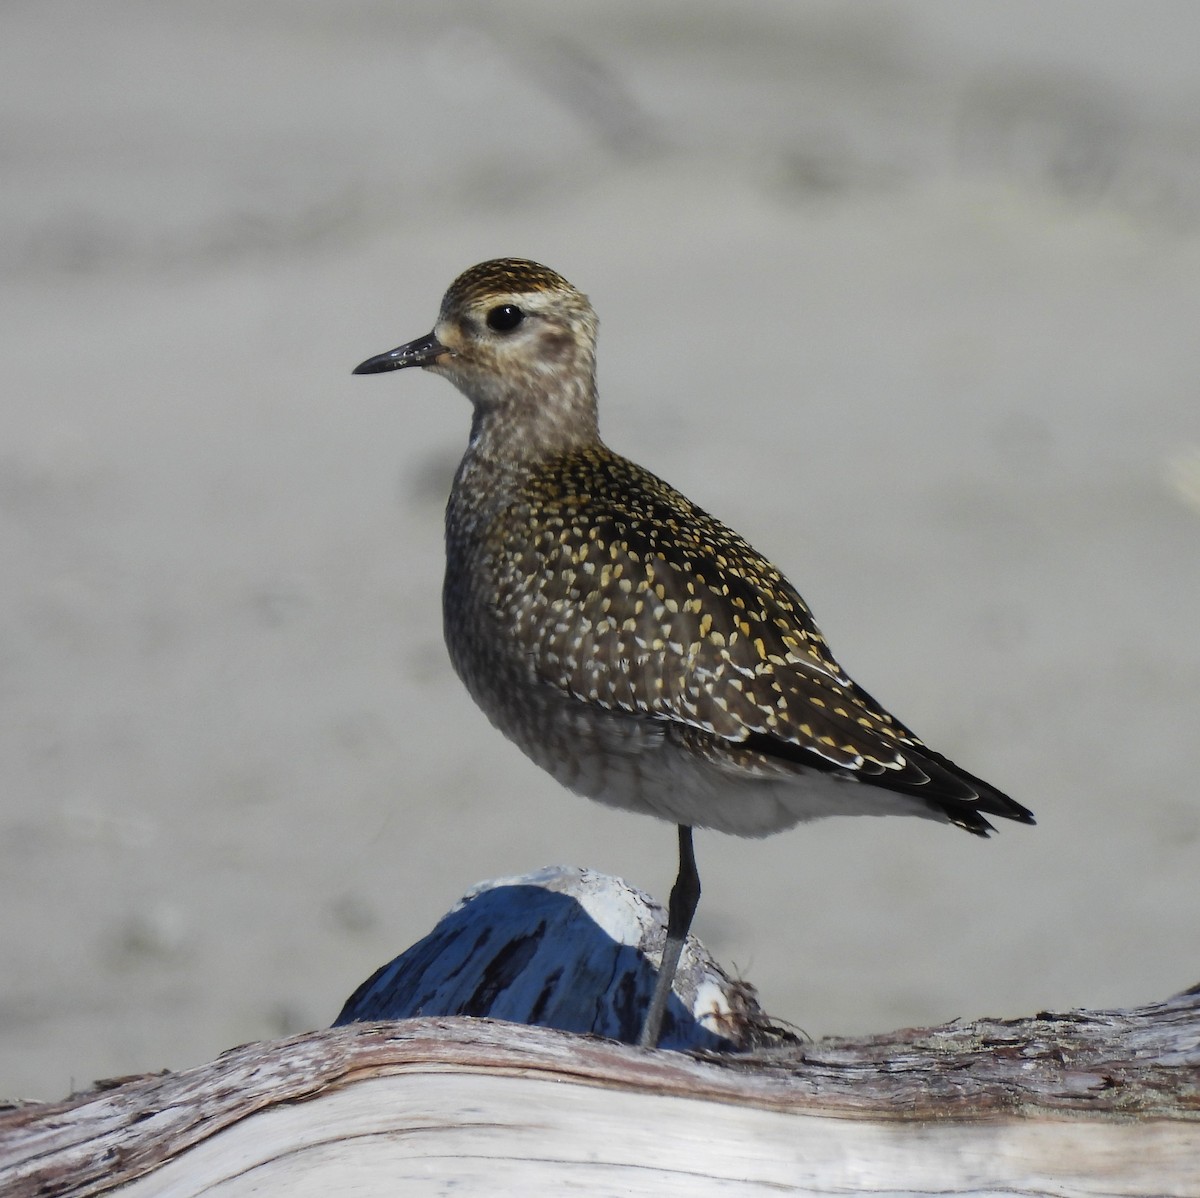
[{"x1": 2, "y1": 870, "x2": 1196, "y2": 1196}]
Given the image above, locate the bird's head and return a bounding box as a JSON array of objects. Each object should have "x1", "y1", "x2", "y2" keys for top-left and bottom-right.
[{"x1": 354, "y1": 258, "x2": 600, "y2": 455}]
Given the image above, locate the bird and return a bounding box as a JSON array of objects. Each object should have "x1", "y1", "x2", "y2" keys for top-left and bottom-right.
[{"x1": 353, "y1": 258, "x2": 1035, "y2": 1049}]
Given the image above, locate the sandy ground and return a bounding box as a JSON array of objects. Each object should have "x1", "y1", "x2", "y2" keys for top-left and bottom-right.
[{"x1": 3, "y1": 1, "x2": 1199, "y2": 1101}]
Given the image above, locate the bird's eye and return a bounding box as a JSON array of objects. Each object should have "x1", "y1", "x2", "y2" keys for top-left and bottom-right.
[{"x1": 486, "y1": 304, "x2": 525, "y2": 333}]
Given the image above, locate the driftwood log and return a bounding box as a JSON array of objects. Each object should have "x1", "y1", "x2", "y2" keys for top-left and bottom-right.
[{"x1": 2, "y1": 868, "x2": 1198, "y2": 1197}]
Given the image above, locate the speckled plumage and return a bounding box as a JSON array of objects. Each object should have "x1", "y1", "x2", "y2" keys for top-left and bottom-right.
[
  {"x1": 354, "y1": 258, "x2": 1033, "y2": 1046},
  {"x1": 356, "y1": 257, "x2": 1033, "y2": 840}
]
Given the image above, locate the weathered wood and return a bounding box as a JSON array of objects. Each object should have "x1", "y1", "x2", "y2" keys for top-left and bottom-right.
[
  {"x1": 1, "y1": 1003, "x2": 1198, "y2": 1198},
  {"x1": 2, "y1": 869, "x2": 1197, "y2": 1196}
]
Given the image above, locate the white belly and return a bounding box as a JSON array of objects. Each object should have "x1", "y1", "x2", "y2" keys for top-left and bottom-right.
[{"x1": 512, "y1": 690, "x2": 944, "y2": 839}]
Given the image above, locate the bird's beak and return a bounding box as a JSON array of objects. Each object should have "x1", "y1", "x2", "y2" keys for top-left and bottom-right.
[{"x1": 352, "y1": 331, "x2": 450, "y2": 375}]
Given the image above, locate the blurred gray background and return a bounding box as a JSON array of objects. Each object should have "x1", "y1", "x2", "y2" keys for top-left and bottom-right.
[{"x1": 3, "y1": 1, "x2": 1199, "y2": 1101}]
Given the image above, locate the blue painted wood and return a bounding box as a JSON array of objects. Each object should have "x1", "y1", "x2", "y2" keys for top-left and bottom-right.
[{"x1": 335, "y1": 866, "x2": 770, "y2": 1051}]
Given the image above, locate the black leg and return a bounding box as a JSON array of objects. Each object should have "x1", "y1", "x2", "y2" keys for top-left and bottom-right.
[{"x1": 639, "y1": 824, "x2": 701, "y2": 1049}]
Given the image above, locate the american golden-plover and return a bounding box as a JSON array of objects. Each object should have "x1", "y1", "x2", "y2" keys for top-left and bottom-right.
[{"x1": 354, "y1": 258, "x2": 1034, "y2": 1048}]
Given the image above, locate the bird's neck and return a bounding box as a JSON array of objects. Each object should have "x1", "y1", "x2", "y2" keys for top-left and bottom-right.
[
  {"x1": 465, "y1": 373, "x2": 601, "y2": 467},
  {"x1": 447, "y1": 378, "x2": 602, "y2": 563}
]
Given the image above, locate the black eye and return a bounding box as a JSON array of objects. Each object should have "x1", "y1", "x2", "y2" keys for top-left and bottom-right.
[{"x1": 486, "y1": 304, "x2": 525, "y2": 333}]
